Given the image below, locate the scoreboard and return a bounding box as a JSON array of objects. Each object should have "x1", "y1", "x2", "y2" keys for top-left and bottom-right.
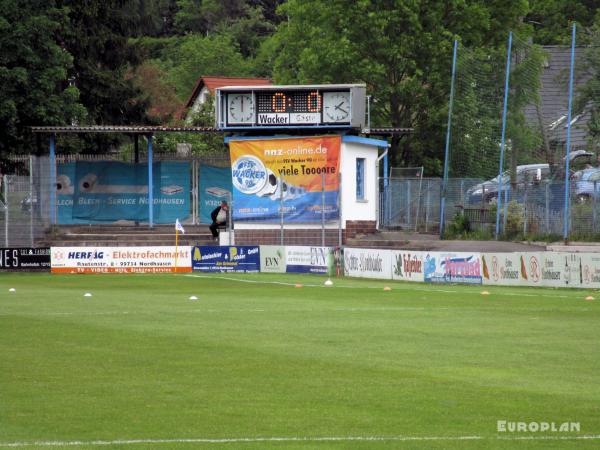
[{"x1": 215, "y1": 84, "x2": 366, "y2": 130}]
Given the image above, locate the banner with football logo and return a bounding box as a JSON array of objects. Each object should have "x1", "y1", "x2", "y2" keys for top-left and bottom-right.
[{"x1": 228, "y1": 136, "x2": 341, "y2": 222}]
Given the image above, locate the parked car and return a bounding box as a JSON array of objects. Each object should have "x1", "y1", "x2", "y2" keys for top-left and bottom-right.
[
  {"x1": 466, "y1": 151, "x2": 595, "y2": 205},
  {"x1": 574, "y1": 168, "x2": 600, "y2": 204},
  {"x1": 466, "y1": 164, "x2": 550, "y2": 205}
]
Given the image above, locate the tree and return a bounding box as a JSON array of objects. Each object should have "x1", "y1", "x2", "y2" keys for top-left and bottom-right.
[
  {"x1": 174, "y1": 0, "x2": 280, "y2": 58},
  {"x1": 128, "y1": 62, "x2": 185, "y2": 123},
  {"x1": 57, "y1": 0, "x2": 150, "y2": 126},
  {"x1": 526, "y1": 0, "x2": 597, "y2": 45},
  {"x1": 264, "y1": 0, "x2": 529, "y2": 174},
  {"x1": 0, "y1": 0, "x2": 85, "y2": 155},
  {"x1": 160, "y1": 33, "x2": 253, "y2": 100},
  {"x1": 576, "y1": 11, "x2": 600, "y2": 153}
]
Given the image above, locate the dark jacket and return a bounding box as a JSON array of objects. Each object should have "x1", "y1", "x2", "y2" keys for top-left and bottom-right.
[{"x1": 211, "y1": 206, "x2": 227, "y2": 223}]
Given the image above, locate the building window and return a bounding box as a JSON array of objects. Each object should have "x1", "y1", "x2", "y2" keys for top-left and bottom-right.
[{"x1": 356, "y1": 158, "x2": 365, "y2": 200}]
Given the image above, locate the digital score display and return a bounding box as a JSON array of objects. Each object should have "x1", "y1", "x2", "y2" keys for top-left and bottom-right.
[
  {"x1": 256, "y1": 91, "x2": 322, "y2": 125},
  {"x1": 217, "y1": 84, "x2": 366, "y2": 129}
]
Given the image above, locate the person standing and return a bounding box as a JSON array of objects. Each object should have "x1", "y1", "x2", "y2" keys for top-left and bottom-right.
[{"x1": 209, "y1": 200, "x2": 228, "y2": 240}]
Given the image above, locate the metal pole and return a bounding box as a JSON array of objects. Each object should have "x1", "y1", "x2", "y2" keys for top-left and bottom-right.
[
  {"x1": 523, "y1": 186, "x2": 528, "y2": 235},
  {"x1": 545, "y1": 181, "x2": 550, "y2": 233},
  {"x1": 495, "y1": 31, "x2": 513, "y2": 239},
  {"x1": 563, "y1": 22, "x2": 577, "y2": 243},
  {"x1": 440, "y1": 39, "x2": 458, "y2": 238},
  {"x1": 49, "y1": 134, "x2": 57, "y2": 225},
  {"x1": 415, "y1": 170, "x2": 423, "y2": 232},
  {"x1": 503, "y1": 186, "x2": 509, "y2": 232},
  {"x1": 192, "y1": 160, "x2": 197, "y2": 225},
  {"x1": 406, "y1": 180, "x2": 412, "y2": 227},
  {"x1": 3, "y1": 175, "x2": 7, "y2": 247},
  {"x1": 593, "y1": 180, "x2": 597, "y2": 233},
  {"x1": 384, "y1": 150, "x2": 389, "y2": 226},
  {"x1": 338, "y1": 172, "x2": 342, "y2": 247},
  {"x1": 425, "y1": 179, "x2": 430, "y2": 232},
  {"x1": 321, "y1": 173, "x2": 325, "y2": 247},
  {"x1": 280, "y1": 175, "x2": 284, "y2": 246},
  {"x1": 147, "y1": 135, "x2": 154, "y2": 228},
  {"x1": 227, "y1": 190, "x2": 233, "y2": 244},
  {"x1": 29, "y1": 155, "x2": 34, "y2": 247}
]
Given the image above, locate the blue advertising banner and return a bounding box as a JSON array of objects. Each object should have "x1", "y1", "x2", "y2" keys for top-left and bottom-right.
[
  {"x1": 199, "y1": 165, "x2": 232, "y2": 224},
  {"x1": 229, "y1": 136, "x2": 340, "y2": 223},
  {"x1": 285, "y1": 246, "x2": 333, "y2": 274},
  {"x1": 423, "y1": 252, "x2": 482, "y2": 284},
  {"x1": 57, "y1": 162, "x2": 80, "y2": 224},
  {"x1": 192, "y1": 246, "x2": 260, "y2": 272},
  {"x1": 57, "y1": 161, "x2": 190, "y2": 224}
]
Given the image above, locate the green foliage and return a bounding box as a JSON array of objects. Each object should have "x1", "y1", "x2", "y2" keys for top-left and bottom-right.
[
  {"x1": 499, "y1": 200, "x2": 525, "y2": 239},
  {"x1": 0, "y1": 0, "x2": 86, "y2": 154},
  {"x1": 174, "y1": 0, "x2": 279, "y2": 57},
  {"x1": 157, "y1": 33, "x2": 253, "y2": 100},
  {"x1": 58, "y1": 0, "x2": 150, "y2": 126},
  {"x1": 265, "y1": 0, "x2": 530, "y2": 175},
  {"x1": 445, "y1": 212, "x2": 471, "y2": 238},
  {"x1": 576, "y1": 13, "x2": 600, "y2": 153},
  {"x1": 526, "y1": 0, "x2": 597, "y2": 45}
]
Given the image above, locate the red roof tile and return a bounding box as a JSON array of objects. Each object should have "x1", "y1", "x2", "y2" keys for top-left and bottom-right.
[{"x1": 185, "y1": 76, "x2": 272, "y2": 108}]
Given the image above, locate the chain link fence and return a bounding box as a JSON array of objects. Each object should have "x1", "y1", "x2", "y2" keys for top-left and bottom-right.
[
  {"x1": 379, "y1": 176, "x2": 600, "y2": 239},
  {"x1": 1, "y1": 153, "x2": 343, "y2": 247}
]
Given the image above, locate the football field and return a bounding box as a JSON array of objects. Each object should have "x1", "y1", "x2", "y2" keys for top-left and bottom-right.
[{"x1": 1, "y1": 273, "x2": 599, "y2": 449}]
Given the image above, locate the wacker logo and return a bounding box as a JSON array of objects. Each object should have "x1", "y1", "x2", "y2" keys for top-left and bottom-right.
[
  {"x1": 497, "y1": 421, "x2": 580, "y2": 433},
  {"x1": 231, "y1": 155, "x2": 267, "y2": 194}
]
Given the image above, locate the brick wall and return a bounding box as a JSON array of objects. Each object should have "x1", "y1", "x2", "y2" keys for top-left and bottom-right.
[
  {"x1": 234, "y1": 220, "x2": 376, "y2": 246},
  {"x1": 345, "y1": 220, "x2": 376, "y2": 238}
]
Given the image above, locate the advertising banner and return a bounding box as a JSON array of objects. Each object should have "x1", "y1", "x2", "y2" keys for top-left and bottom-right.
[
  {"x1": 423, "y1": 252, "x2": 482, "y2": 284},
  {"x1": 51, "y1": 246, "x2": 192, "y2": 273},
  {"x1": 537, "y1": 252, "x2": 582, "y2": 288},
  {"x1": 285, "y1": 246, "x2": 333, "y2": 274},
  {"x1": 57, "y1": 161, "x2": 190, "y2": 224},
  {"x1": 0, "y1": 248, "x2": 50, "y2": 271},
  {"x1": 191, "y1": 246, "x2": 260, "y2": 272},
  {"x1": 229, "y1": 136, "x2": 340, "y2": 222},
  {"x1": 343, "y1": 248, "x2": 392, "y2": 279},
  {"x1": 199, "y1": 165, "x2": 232, "y2": 224},
  {"x1": 480, "y1": 253, "x2": 527, "y2": 286},
  {"x1": 391, "y1": 251, "x2": 424, "y2": 282},
  {"x1": 259, "y1": 245, "x2": 286, "y2": 273},
  {"x1": 580, "y1": 253, "x2": 600, "y2": 288}
]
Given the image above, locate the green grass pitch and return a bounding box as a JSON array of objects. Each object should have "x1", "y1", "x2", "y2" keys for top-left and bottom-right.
[{"x1": 0, "y1": 272, "x2": 599, "y2": 449}]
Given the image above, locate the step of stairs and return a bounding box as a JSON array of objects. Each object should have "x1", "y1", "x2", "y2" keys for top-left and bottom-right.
[{"x1": 38, "y1": 224, "x2": 219, "y2": 248}]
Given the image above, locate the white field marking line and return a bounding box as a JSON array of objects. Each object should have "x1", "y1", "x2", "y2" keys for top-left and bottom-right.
[
  {"x1": 0, "y1": 312, "x2": 131, "y2": 317},
  {"x1": 184, "y1": 274, "x2": 588, "y2": 300},
  {"x1": 1, "y1": 435, "x2": 600, "y2": 447}
]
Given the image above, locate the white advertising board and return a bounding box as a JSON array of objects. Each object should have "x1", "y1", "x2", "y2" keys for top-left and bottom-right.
[
  {"x1": 480, "y1": 253, "x2": 527, "y2": 286},
  {"x1": 51, "y1": 246, "x2": 192, "y2": 273},
  {"x1": 343, "y1": 248, "x2": 392, "y2": 279},
  {"x1": 580, "y1": 253, "x2": 600, "y2": 288},
  {"x1": 538, "y1": 252, "x2": 583, "y2": 288},
  {"x1": 391, "y1": 250, "x2": 425, "y2": 282},
  {"x1": 259, "y1": 245, "x2": 286, "y2": 273}
]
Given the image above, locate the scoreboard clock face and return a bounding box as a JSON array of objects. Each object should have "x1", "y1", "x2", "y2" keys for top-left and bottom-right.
[
  {"x1": 323, "y1": 91, "x2": 351, "y2": 123},
  {"x1": 218, "y1": 84, "x2": 365, "y2": 129},
  {"x1": 227, "y1": 94, "x2": 255, "y2": 124}
]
